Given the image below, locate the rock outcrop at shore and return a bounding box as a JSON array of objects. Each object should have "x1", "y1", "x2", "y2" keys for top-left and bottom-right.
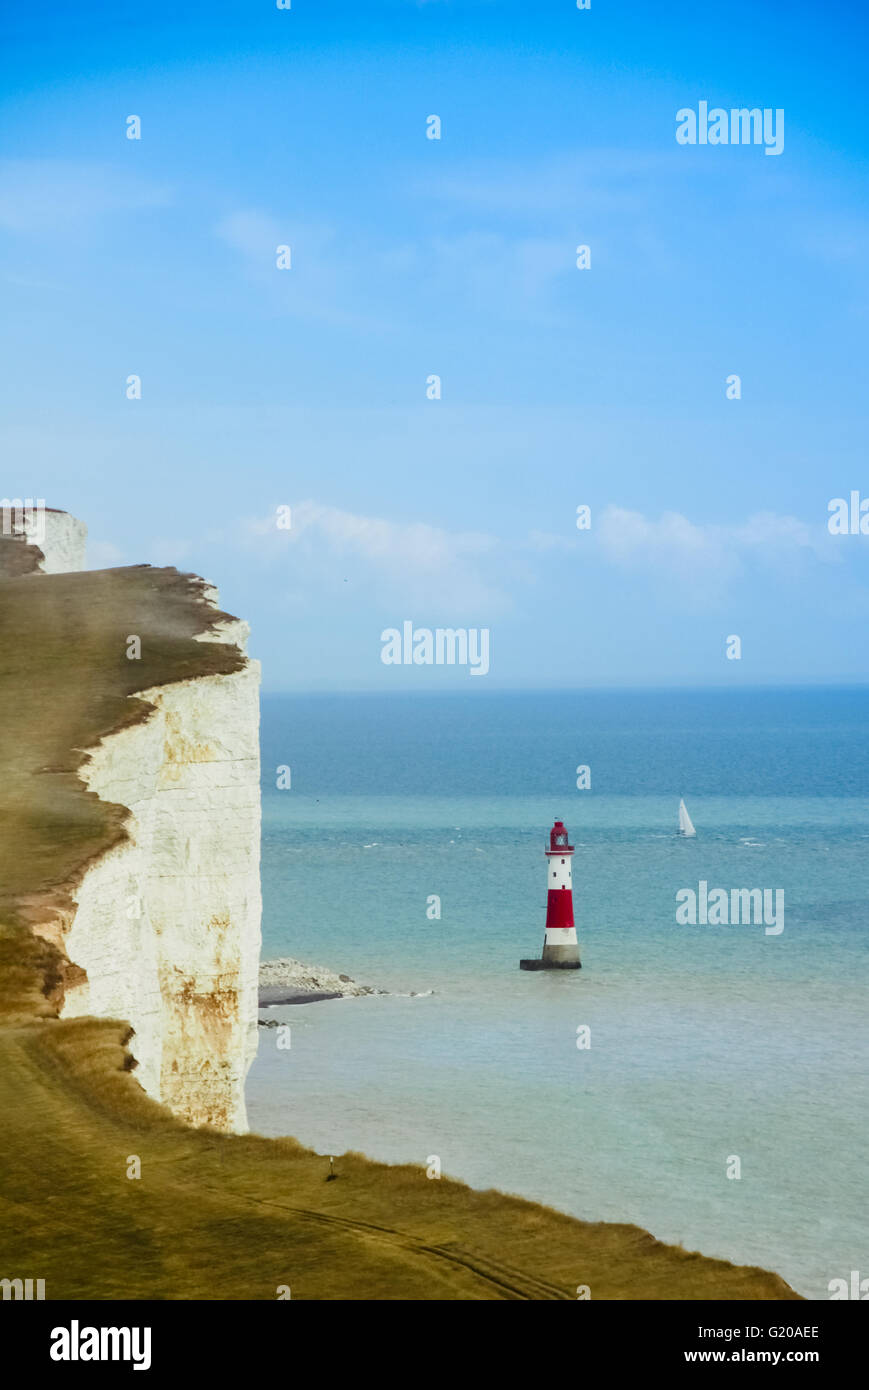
[
  {"x1": 0, "y1": 514, "x2": 261, "y2": 1133},
  {"x1": 259, "y1": 956, "x2": 384, "y2": 1007}
]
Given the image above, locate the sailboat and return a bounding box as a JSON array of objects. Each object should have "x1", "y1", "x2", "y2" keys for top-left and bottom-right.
[{"x1": 678, "y1": 798, "x2": 696, "y2": 837}]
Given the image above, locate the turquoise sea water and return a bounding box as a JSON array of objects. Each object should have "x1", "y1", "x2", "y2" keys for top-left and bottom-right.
[{"x1": 247, "y1": 689, "x2": 869, "y2": 1298}]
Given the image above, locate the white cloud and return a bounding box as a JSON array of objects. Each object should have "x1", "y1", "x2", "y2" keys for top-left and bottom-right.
[
  {"x1": 525, "y1": 529, "x2": 578, "y2": 553},
  {"x1": 596, "y1": 505, "x2": 838, "y2": 601},
  {"x1": 417, "y1": 150, "x2": 681, "y2": 217},
  {"x1": 215, "y1": 210, "x2": 284, "y2": 259},
  {"x1": 0, "y1": 160, "x2": 170, "y2": 233},
  {"x1": 425, "y1": 233, "x2": 570, "y2": 318},
  {"x1": 216, "y1": 209, "x2": 582, "y2": 329},
  {"x1": 215, "y1": 209, "x2": 391, "y2": 330},
  {"x1": 233, "y1": 499, "x2": 848, "y2": 618},
  {"x1": 243, "y1": 499, "x2": 505, "y2": 612}
]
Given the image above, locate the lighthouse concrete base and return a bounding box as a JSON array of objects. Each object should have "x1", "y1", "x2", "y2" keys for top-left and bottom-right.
[
  {"x1": 543, "y1": 939, "x2": 581, "y2": 967},
  {"x1": 519, "y1": 944, "x2": 581, "y2": 970}
]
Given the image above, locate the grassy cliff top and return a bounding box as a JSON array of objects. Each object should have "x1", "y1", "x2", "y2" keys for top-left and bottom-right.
[
  {"x1": 0, "y1": 560, "x2": 244, "y2": 974},
  {"x1": 0, "y1": 558, "x2": 801, "y2": 1301}
]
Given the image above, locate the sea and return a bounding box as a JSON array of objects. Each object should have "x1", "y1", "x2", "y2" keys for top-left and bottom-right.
[{"x1": 247, "y1": 688, "x2": 869, "y2": 1299}]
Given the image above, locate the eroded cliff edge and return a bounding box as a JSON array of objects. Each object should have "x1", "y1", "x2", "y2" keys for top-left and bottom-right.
[{"x1": 0, "y1": 543, "x2": 261, "y2": 1132}]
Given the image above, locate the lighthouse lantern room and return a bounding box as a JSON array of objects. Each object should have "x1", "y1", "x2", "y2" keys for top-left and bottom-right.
[{"x1": 519, "y1": 819, "x2": 582, "y2": 970}]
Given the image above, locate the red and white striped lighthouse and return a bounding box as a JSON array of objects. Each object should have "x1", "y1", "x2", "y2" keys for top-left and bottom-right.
[{"x1": 520, "y1": 819, "x2": 582, "y2": 970}]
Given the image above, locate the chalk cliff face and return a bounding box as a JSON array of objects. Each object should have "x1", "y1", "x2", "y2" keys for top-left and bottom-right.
[
  {"x1": 0, "y1": 508, "x2": 262, "y2": 1132},
  {"x1": 34, "y1": 509, "x2": 88, "y2": 574},
  {"x1": 58, "y1": 588, "x2": 262, "y2": 1133},
  {"x1": 1, "y1": 505, "x2": 87, "y2": 574}
]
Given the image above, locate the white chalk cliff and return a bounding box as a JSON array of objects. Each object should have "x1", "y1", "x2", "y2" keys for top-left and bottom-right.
[
  {"x1": 35, "y1": 509, "x2": 88, "y2": 574},
  {"x1": 61, "y1": 607, "x2": 262, "y2": 1132},
  {"x1": 3, "y1": 504, "x2": 88, "y2": 574},
  {"x1": 22, "y1": 510, "x2": 262, "y2": 1133}
]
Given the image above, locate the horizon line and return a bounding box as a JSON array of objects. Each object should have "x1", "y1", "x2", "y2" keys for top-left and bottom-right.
[{"x1": 259, "y1": 680, "x2": 869, "y2": 697}]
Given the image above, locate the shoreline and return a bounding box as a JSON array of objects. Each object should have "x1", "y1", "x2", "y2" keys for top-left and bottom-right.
[{"x1": 259, "y1": 986, "x2": 343, "y2": 1007}]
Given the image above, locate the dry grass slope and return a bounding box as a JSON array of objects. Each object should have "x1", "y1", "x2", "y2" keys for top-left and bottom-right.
[{"x1": 0, "y1": 556, "x2": 803, "y2": 1300}]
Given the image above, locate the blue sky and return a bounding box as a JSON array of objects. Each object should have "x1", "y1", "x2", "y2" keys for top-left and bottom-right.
[{"x1": 2, "y1": 0, "x2": 868, "y2": 689}]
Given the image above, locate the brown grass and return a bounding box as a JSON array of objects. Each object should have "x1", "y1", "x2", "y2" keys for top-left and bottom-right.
[{"x1": 0, "y1": 561, "x2": 243, "y2": 961}]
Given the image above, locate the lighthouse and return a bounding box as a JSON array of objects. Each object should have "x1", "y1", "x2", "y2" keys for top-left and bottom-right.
[{"x1": 519, "y1": 819, "x2": 581, "y2": 970}]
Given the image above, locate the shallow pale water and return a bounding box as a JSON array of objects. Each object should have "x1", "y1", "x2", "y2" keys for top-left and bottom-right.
[{"x1": 247, "y1": 689, "x2": 869, "y2": 1298}]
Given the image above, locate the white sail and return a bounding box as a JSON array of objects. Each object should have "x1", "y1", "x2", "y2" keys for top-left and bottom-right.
[{"x1": 678, "y1": 798, "x2": 696, "y2": 837}]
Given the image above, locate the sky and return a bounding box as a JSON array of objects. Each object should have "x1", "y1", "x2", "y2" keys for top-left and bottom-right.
[{"x1": 1, "y1": 0, "x2": 868, "y2": 690}]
